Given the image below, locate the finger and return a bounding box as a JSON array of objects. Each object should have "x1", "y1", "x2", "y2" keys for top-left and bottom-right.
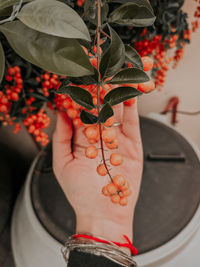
[
  {"x1": 52, "y1": 112, "x2": 73, "y2": 175},
  {"x1": 113, "y1": 103, "x2": 123, "y2": 124},
  {"x1": 122, "y1": 99, "x2": 141, "y2": 141}
]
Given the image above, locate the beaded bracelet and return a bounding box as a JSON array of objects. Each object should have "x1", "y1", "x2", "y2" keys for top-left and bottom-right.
[{"x1": 61, "y1": 233, "x2": 138, "y2": 267}]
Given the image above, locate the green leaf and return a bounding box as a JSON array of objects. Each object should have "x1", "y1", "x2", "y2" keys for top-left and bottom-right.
[
  {"x1": 125, "y1": 45, "x2": 143, "y2": 70},
  {"x1": 103, "y1": 86, "x2": 142, "y2": 106},
  {"x1": 100, "y1": 25, "x2": 125, "y2": 79},
  {"x1": 98, "y1": 102, "x2": 114, "y2": 123},
  {"x1": 0, "y1": 42, "x2": 5, "y2": 83},
  {"x1": 0, "y1": 0, "x2": 31, "y2": 9},
  {"x1": 107, "y1": 68, "x2": 149, "y2": 84},
  {"x1": 80, "y1": 109, "x2": 98, "y2": 124},
  {"x1": 18, "y1": 0, "x2": 91, "y2": 41},
  {"x1": 108, "y1": 0, "x2": 154, "y2": 13},
  {"x1": 0, "y1": 21, "x2": 94, "y2": 77},
  {"x1": 56, "y1": 86, "x2": 95, "y2": 110},
  {"x1": 68, "y1": 67, "x2": 98, "y2": 85},
  {"x1": 108, "y1": 2, "x2": 156, "y2": 27}
]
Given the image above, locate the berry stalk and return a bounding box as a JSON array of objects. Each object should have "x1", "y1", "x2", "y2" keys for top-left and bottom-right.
[{"x1": 96, "y1": 0, "x2": 113, "y2": 183}]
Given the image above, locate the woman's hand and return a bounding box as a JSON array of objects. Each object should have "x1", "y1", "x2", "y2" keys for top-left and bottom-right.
[{"x1": 53, "y1": 101, "x2": 143, "y2": 248}]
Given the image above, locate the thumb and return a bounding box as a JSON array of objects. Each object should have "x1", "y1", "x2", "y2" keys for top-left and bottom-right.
[{"x1": 52, "y1": 112, "x2": 73, "y2": 177}]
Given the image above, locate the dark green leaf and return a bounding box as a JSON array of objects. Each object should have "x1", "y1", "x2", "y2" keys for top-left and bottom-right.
[
  {"x1": 0, "y1": 0, "x2": 31, "y2": 9},
  {"x1": 80, "y1": 109, "x2": 98, "y2": 124},
  {"x1": 125, "y1": 45, "x2": 143, "y2": 70},
  {"x1": 108, "y1": 2, "x2": 156, "y2": 27},
  {"x1": 0, "y1": 6, "x2": 12, "y2": 17},
  {"x1": 0, "y1": 21, "x2": 94, "y2": 77},
  {"x1": 100, "y1": 25, "x2": 125, "y2": 79},
  {"x1": 98, "y1": 102, "x2": 114, "y2": 123},
  {"x1": 103, "y1": 86, "x2": 142, "y2": 106},
  {"x1": 18, "y1": 0, "x2": 91, "y2": 41},
  {"x1": 56, "y1": 86, "x2": 95, "y2": 110},
  {"x1": 68, "y1": 67, "x2": 98, "y2": 85},
  {"x1": 107, "y1": 0, "x2": 154, "y2": 13},
  {"x1": 0, "y1": 42, "x2": 5, "y2": 83},
  {"x1": 107, "y1": 68, "x2": 149, "y2": 84}
]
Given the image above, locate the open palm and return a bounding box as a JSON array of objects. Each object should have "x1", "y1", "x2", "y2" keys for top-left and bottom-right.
[{"x1": 53, "y1": 102, "x2": 143, "y2": 242}]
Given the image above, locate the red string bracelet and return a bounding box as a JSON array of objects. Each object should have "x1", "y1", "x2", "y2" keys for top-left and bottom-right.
[{"x1": 73, "y1": 234, "x2": 138, "y2": 256}]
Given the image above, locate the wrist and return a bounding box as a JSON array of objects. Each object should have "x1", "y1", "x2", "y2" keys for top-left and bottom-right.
[{"x1": 76, "y1": 215, "x2": 133, "y2": 255}]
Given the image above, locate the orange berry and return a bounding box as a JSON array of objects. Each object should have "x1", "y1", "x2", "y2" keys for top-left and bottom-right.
[
  {"x1": 102, "y1": 128, "x2": 116, "y2": 143},
  {"x1": 105, "y1": 138, "x2": 118, "y2": 149},
  {"x1": 113, "y1": 175, "x2": 125, "y2": 188},
  {"x1": 67, "y1": 107, "x2": 78, "y2": 119},
  {"x1": 84, "y1": 126, "x2": 98, "y2": 140},
  {"x1": 85, "y1": 145, "x2": 98, "y2": 159},
  {"x1": 122, "y1": 188, "x2": 131, "y2": 197},
  {"x1": 73, "y1": 117, "x2": 82, "y2": 127},
  {"x1": 119, "y1": 197, "x2": 128, "y2": 206},
  {"x1": 138, "y1": 80, "x2": 155, "y2": 93},
  {"x1": 102, "y1": 186, "x2": 110, "y2": 196},
  {"x1": 104, "y1": 116, "x2": 114, "y2": 127},
  {"x1": 142, "y1": 56, "x2": 154, "y2": 71},
  {"x1": 97, "y1": 164, "x2": 107, "y2": 176},
  {"x1": 106, "y1": 183, "x2": 118, "y2": 195},
  {"x1": 124, "y1": 98, "x2": 136, "y2": 106},
  {"x1": 121, "y1": 180, "x2": 129, "y2": 191},
  {"x1": 111, "y1": 194, "x2": 120, "y2": 204},
  {"x1": 110, "y1": 153, "x2": 123, "y2": 166}
]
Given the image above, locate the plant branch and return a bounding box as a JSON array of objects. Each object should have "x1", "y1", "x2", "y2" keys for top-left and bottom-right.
[{"x1": 96, "y1": 0, "x2": 113, "y2": 183}]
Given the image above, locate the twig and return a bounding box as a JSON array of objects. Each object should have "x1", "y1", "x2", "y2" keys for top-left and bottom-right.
[{"x1": 96, "y1": 0, "x2": 113, "y2": 183}]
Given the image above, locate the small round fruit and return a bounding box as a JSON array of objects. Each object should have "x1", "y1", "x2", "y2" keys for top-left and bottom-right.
[
  {"x1": 120, "y1": 197, "x2": 128, "y2": 206},
  {"x1": 105, "y1": 138, "x2": 118, "y2": 149},
  {"x1": 84, "y1": 126, "x2": 98, "y2": 140},
  {"x1": 67, "y1": 108, "x2": 78, "y2": 119},
  {"x1": 122, "y1": 188, "x2": 131, "y2": 197},
  {"x1": 111, "y1": 194, "x2": 120, "y2": 204},
  {"x1": 110, "y1": 153, "x2": 123, "y2": 166},
  {"x1": 121, "y1": 180, "x2": 129, "y2": 191},
  {"x1": 106, "y1": 183, "x2": 118, "y2": 195},
  {"x1": 124, "y1": 98, "x2": 136, "y2": 106},
  {"x1": 97, "y1": 164, "x2": 107, "y2": 176},
  {"x1": 102, "y1": 128, "x2": 116, "y2": 143},
  {"x1": 113, "y1": 175, "x2": 125, "y2": 188},
  {"x1": 104, "y1": 116, "x2": 114, "y2": 127},
  {"x1": 102, "y1": 186, "x2": 110, "y2": 196},
  {"x1": 85, "y1": 145, "x2": 98, "y2": 159},
  {"x1": 138, "y1": 80, "x2": 155, "y2": 93},
  {"x1": 142, "y1": 56, "x2": 154, "y2": 71}
]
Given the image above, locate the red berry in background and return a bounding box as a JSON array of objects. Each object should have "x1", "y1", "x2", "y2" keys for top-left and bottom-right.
[
  {"x1": 138, "y1": 80, "x2": 155, "y2": 93},
  {"x1": 124, "y1": 98, "x2": 136, "y2": 106},
  {"x1": 67, "y1": 107, "x2": 78, "y2": 119},
  {"x1": 142, "y1": 56, "x2": 154, "y2": 71}
]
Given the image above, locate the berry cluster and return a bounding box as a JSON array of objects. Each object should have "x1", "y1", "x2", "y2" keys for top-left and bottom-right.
[
  {"x1": 36, "y1": 72, "x2": 61, "y2": 97},
  {"x1": 23, "y1": 109, "x2": 50, "y2": 146},
  {"x1": 83, "y1": 114, "x2": 130, "y2": 205},
  {"x1": 0, "y1": 66, "x2": 22, "y2": 115}
]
